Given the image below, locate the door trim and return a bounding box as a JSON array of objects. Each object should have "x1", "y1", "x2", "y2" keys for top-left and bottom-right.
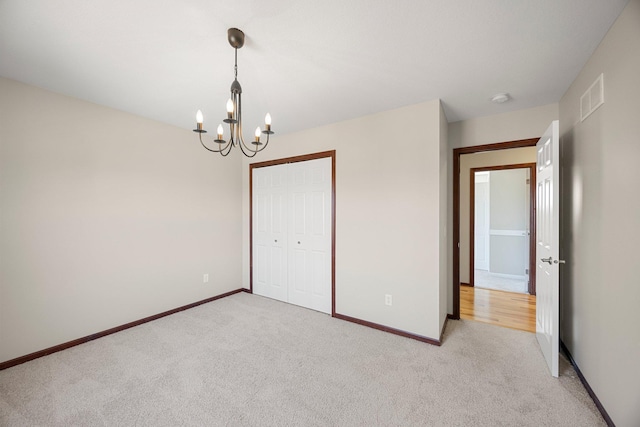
[
  {"x1": 452, "y1": 138, "x2": 538, "y2": 319},
  {"x1": 469, "y1": 163, "x2": 537, "y2": 295},
  {"x1": 249, "y1": 150, "x2": 336, "y2": 315}
]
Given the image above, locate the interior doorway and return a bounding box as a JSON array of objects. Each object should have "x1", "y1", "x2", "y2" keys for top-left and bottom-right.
[
  {"x1": 452, "y1": 138, "x2": 538, "y2": 321},
  {"x1": 470, "y1": 164, "x2": 536, "y2": 295}
]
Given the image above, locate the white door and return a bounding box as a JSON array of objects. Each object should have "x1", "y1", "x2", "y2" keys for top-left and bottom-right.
[
  {"x1": 253, "y1": 164, "x2": 288, "y2": 302},
  {"x1": 252, "y1": 157, "x2": 332, "y2": 314},
  {"x1": 288, "y1": 157, "x2": 332, "y2": 314},
  {"x1": 535, "y1": 120, "x2": 561, "y2": 377},
  {"x1": 474, "y1": 172, "x2": 490, "y2": 271}
]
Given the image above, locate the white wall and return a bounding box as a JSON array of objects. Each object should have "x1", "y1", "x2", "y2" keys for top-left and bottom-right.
[
  {"x1": 242, "y1": 100, "x2": 446, "y2": 340},
  {"x1": 447, "y1": 104, "x2": 558, "y2": 312},
  {"x1": 0, "y1": 78, "x2": 242, "y2": 363},
  {"x1": 559, "y1": 0, "x2": 640, "y2": 425}
]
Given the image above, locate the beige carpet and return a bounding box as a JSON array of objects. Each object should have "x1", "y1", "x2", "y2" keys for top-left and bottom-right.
[{"x1": 0, "y1": 292, "x2": 604, "y2": 426}]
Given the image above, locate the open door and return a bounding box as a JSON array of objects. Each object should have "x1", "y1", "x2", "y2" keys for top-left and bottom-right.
[{"x1": 535, "y1": 120, "x2": 563, "y2": 377}]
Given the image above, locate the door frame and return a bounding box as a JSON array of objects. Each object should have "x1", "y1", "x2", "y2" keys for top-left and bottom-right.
[
  {"x1": 469, "y1": 163, "x2": 537, "y2": 295},
  {"x1": 249, "y1": 150, "x2": 336, "y2": 315},
  {"x1": 452, "y1": 138, "x2": 538, "y2": 319}
]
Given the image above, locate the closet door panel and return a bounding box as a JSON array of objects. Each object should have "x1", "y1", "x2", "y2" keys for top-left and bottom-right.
[
  {"x1": 288, "y1": 158, "x2": 331, "y2": 314},
  {"x1": 311, "y1": 250, "x2": 326, "y2": 296},
  {"x1": 253, "y1": 164, "x2": 288, "y2": 302}
]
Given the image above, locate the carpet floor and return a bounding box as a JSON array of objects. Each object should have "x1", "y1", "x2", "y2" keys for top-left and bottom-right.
[{"x1": 0, "y1": 292, "x2": 604, "y2": 426}]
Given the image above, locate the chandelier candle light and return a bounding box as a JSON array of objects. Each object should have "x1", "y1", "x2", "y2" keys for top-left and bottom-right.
[{"x1": 194, "y1": 28, "x2": 274, "y2": 157}]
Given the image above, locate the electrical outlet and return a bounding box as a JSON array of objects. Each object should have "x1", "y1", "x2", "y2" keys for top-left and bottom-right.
[
  {"x1": 385, "y1": 294, "x2": 392, "y2": 306},
  {"x1": 203, "y1": 274, "x2": 209, "y2": 283}
]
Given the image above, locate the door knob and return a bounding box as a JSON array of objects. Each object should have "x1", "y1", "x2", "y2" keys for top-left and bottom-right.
[{"x1": 541, "y1": 257, "x2": 565, "y2": 265}]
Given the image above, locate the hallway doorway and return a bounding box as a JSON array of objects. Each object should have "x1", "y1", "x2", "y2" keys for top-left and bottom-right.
[{"x1": 452, "y1": 138, "x2": 539, "y2": 322}]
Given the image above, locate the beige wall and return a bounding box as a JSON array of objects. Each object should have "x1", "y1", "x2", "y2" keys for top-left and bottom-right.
[
  {"x1": 242, "y1": 100, "x2": 446, "y2": 340},
  {"x1": 0, "y1": 78, "x2": 242, "y2": 363},
  {"x1": 448, "y1": 104, "x2": 560, "y2": 149},
  {"x1": 458, "y1": 148, "x2": 536, "y2": 283},
  {"x1": 438, "y1": 103, "x2": 448, "y2": 332},
  {"x1": 559, "y1": 0, "x2": 640, "y2": 425}
]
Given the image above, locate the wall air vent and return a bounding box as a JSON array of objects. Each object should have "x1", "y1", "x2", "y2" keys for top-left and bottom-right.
[{"x1": 580, "y1": 73, "x2": 604, "y2": 122}]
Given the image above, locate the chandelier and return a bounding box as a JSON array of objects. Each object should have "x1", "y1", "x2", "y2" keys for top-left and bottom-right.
[{"x1": 193, "y1": 28, "x2": 274, "y2": 157}]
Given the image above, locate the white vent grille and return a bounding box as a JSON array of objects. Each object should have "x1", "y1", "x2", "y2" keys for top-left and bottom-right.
[{"x1": 580, "y1": 73, "x2": 604, "y2": 122}]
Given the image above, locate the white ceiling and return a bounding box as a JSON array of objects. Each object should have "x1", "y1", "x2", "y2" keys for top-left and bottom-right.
[{"x1": 0, "y1": 0, "x2": 629, "y2": 136}]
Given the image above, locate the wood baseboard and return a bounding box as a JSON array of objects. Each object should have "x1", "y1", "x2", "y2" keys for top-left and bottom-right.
[
  {"x1": 0, "y1": 288, "x2": 245, "y2": 371},
  {"x1": 333, "y1": 313, "x2": 441, "y2": 346},
  {"x1": 560, "y1": 340, "x2": 615, "y2": 427}
]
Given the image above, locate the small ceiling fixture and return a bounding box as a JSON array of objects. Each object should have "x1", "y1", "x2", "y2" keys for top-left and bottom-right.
[
  {"x1": 491, "y1": 93, "x2": 511, "y2": 104},
  {"x1": 193, "y1": 28, "x2": 273, "y2": 157}
]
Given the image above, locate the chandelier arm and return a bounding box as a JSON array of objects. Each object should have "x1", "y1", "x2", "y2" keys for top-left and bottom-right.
[
  {"x1": 199, "y1": 132, "x2": 232, "y2": 154},
  {"x1": 236, "y1": 93, "x2": 249, "y2": 150},
  {"x1": 228, "y1": 125, "x2": 258, "y2": 158},
  {"x1": 234, "y1": 96, "x2": 261, "y2": 156},
  {"x1": 237, "y1": 135, "x2": 260, "y2": 157},
  {"x1": 243, "y1": 133, "x2": 269, "y2": 154},
  {"x1": 236, "y1": 129, "x2": 257, "y2": 153},
  {"x1": 238, "y1": 145, "x2": 259, "y2": 158},
  {"x1": 255, "y1": 133, "x2": 270, "y2": 152},
  {"x1": 235, "y1": 105, "x2": 260, "y2": 155},
  {"x1": 228, "y1": 122, "x2": 235, "y2": 147},
  {"x1": 219, "y1": 141, "x2": 234, "y2": 157}
]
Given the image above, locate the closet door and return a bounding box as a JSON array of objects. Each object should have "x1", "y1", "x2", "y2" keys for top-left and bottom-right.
[
  {"x1": 287, "y1": 157, "x2": 332, "y2": 314},
  {"x1": 253, "y1": 163, "x2": 288, "y2": 303},
  {"x1": 252, "y1": 156, "x2": 332, "y2": 314}
]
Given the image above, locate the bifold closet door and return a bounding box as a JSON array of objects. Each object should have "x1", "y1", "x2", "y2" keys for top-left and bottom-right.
[
  {"x1": 252, "y1": 157, "x2": 332, "y2": 314},
  {"x1": 253, "y1": 163, "x2": 288, "y2": 303}
]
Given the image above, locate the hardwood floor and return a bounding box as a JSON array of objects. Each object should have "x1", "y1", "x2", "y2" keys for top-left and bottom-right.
[{"x1": 460, "y1": 285, "x2": 536, "y2": 333}]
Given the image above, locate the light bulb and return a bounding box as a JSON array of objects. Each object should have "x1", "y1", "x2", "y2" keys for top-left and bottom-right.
[
  {"x1": 196, "y1": 110, "x2": 203, "y2": 124},
  {"x1": 265, "y1": 113, "x2": 272, "y2": 125},
  {"x1": 217, "y1": 124, "x2": 223, "y2": 139},
  {"x1": 226, "y1": 99, "x2": 234, "y2": 113},
  {"x1": 255, "y1": 127, "x2": 261, "y2": 138}
]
